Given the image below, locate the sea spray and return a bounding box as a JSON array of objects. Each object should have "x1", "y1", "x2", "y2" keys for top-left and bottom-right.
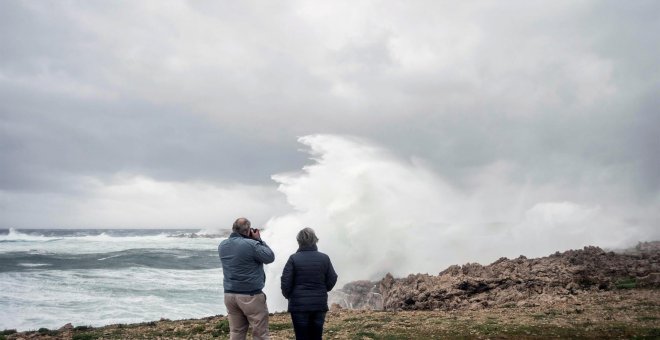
[{"x1": 260, "y1": 134, "x2": 655, "y2": 311}]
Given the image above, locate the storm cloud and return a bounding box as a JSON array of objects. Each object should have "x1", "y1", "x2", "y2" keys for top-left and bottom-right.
[{"x1": 0, "y1": 1, "x2": 658, "y2": 237}]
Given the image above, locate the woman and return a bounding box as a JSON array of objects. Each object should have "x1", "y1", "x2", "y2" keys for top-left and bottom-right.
[{"x1": 281, "y1": 227, "x2": 338, "y2": 340}]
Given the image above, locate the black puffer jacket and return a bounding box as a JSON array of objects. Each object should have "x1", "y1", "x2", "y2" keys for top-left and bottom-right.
[{"x1": 281, "y1": 245, "x2": 338, "y2": 312}]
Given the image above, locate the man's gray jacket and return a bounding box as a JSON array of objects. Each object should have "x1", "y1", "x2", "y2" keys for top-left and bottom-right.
[{"x1": 218, "y1": 232, "x2": 275, "y2": 294}]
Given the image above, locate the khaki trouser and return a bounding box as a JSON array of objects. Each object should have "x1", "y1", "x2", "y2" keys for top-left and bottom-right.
[{"x1": 224, "y1": 292, "x2": 269, "y2": 340}]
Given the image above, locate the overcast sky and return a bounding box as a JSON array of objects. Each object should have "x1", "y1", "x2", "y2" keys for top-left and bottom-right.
[{"x1": 1, "y1": 1, "x2": 658, "y2": 239}]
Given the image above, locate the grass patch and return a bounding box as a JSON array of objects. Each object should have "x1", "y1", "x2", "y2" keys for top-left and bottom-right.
[
  {"x1": 215, "y1": 319, "x2": 230, "y2": 333},
  {"x1": 615, "y1": 277, "x2": 637, "y2": 289},
  {"x1": 380, "y1": 335, "x2": 411, "y2": 340},
  {"x1": 545, "y1": 309, "x2": 561, "y2": 316},
  {"x1": 0, "y1": 330, "x2": 16, "y2": 335},
  {"x1": 474, "y1": 319, "x2": 502, "y2": 335},
  {"x1": 211, "y1": 319, "x2": 230, "y2": 337},
  {"x1": 378, "y1": 315, "x2": 393, "y2": 323},
  {"x1": 353, "y1": 331, "x2": 378, "y2": 339},
  {"x1": 344, "y1": 316, "x2": 363, "y2": 322},
  {"x1": 173, "y1": 330, "x2": 189, "y2": 337},
  {"x1": 269, "y1": 322, "x2": 292, "y2": 331},
  {"x1": 72, "y1": 333, "x2": 98, "y2": 340},
  {"x1": 192, "y1": 324, "x2": 206, "y2": 333},
  {"x1": 636, "y1": 315, "x2": 658, "y2": 321}
]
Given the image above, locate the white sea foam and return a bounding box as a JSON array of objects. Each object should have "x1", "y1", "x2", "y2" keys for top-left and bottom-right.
[
  {"x1": 2, "y1": 228, "x2": 63, "y2": 242},
  {"x1": 0, "y1": 229, "x2": 223, "y2": 254},
  {"x1": 0, "y1": 267, "x2": 223, "y2": 331},
  {"x1": 260, "y1": 134, "x2": 659, "y2": 311}
]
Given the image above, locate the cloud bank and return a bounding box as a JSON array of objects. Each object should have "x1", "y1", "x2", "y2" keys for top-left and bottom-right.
[{"x1": 1, "y1": 0, "x2": 658, "y2": 249}]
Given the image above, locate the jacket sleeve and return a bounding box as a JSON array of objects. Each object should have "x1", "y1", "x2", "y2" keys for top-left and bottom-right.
[
  {"x1": 253, "y1": 241, "x2": 275, "y2": 264},
  {"x1": 325, "y1": 256, "x2": 338, "y2": 292},
  {"x1": 281, "y1": 256, "x2": 295, "y2": 299}
]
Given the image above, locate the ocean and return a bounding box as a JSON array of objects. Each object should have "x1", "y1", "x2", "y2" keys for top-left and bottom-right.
[{"x1": 0, "y1": 228, "x2": 227, "y2": 331}]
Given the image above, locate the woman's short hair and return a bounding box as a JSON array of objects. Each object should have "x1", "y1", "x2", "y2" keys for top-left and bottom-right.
[{"x1": 297, "y1": 227, "x2": 319, "y2": 247}]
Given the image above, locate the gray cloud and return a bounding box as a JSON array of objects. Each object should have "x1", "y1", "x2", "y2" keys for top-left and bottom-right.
[{"x1": 0, "y1": 0, "x2": 658, "y2": 228}]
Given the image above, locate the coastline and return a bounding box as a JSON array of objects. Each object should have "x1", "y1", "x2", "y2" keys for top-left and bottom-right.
[{"x1": 3, "y1": 289, "x2": 658, "y2": 339}]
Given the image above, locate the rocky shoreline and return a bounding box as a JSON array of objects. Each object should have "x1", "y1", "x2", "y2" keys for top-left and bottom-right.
[
  {"x1": 380, "y1": 243, "x2": 660, "y2": 311},
  {"x1": 3, "y1": 288, "x2": 659, "y2": 339},
  {"x1": 4, "y1": 242, "x2": 659, "y2": 339}
]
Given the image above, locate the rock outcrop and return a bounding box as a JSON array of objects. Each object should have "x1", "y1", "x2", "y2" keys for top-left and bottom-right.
[{"x1": 379, "y1": 245, "x2": 660, "y2": 311}]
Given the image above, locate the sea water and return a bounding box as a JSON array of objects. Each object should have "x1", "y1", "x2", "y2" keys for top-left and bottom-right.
[{"x1": 0, "y1": 228, "x2": 225, "y2": 331}]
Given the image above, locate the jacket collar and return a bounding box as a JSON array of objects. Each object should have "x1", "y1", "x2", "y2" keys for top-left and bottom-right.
[
  {"x1": 229, "y1": 232, "x2": 246, "y2": 238},
  {"x1": 297, "y1": 245, "x2": 318, "y2": 252}
]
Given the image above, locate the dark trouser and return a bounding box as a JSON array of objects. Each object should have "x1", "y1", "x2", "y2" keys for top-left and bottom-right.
[{"x1": 290, "y1": 311, "x2": 326, "y2": 340}]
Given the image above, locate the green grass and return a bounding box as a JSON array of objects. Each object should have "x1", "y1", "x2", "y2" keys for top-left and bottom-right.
[
  {"x1": 269, "y1": 322, "x2": 292, "y2": 331},
  {"x1": 474, "y1": 319, "x2": 503, "y2": 335},
  {"x1": 215, "y1": 319, "x2": 230, "y2": 333},
  {"x1": 378, "y1": 315, "x2": 393, "y2": 323},
  {"x1": 72, "y1": 333, "x2": 98, "y2": 340},
  {"x1": 353, "y1": 331, "x2": 378, "y2": 339},
  {"x1": 615, "y1": 277, "x2": 638, "y2": 289},
  {"x1": 380, "y1": 335, "x2": 411, "y2": 340},
  {"x1": 173, "y1": 330, "x2": 189, "y2": 337}
]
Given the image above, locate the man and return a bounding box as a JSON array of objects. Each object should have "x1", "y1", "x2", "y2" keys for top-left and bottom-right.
[{"x1": 219, "y1": 217, "x2": 275, "y2": 340}]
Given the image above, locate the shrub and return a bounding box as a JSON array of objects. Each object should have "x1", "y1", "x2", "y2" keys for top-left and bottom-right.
[
  {"x1": 37, "y1": 327, "x2": 58, "y2": 336},
  {"x1": 216, "y1": 319, "x2": 230, "y2": 333}
]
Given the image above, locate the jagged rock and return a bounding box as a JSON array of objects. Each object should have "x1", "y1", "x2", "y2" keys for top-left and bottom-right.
[{"x1": 379, "y1": 245, "x2": 660, "y2": 311}]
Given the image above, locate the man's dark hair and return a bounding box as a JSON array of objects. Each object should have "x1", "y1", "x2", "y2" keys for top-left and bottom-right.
[{"x1": 233, "y1": 217, "x2": 251, "y2": 235}]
